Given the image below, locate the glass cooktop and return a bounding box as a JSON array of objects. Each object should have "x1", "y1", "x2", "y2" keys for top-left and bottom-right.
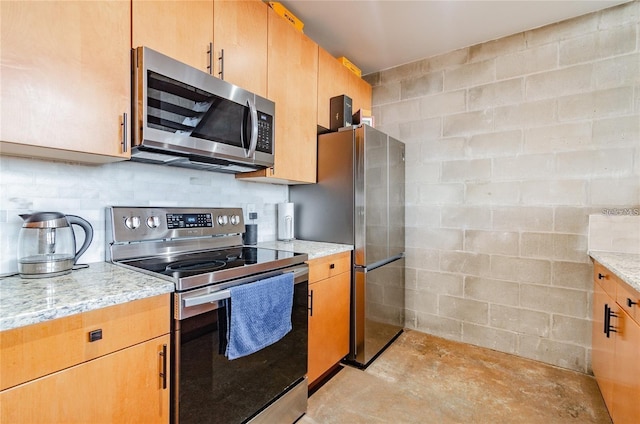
[{"x1": 121, "y1": 246, "x2": 302, "y2": 280}]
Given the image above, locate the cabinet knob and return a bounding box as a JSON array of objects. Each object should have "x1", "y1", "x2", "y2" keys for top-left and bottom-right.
[
  {"x1": 598, "y1": 273, "x2": 606, "y2": 280},
  {"x1": 330, "y1": 263, "x2": 335, "y2": 269},
  {"x1": 628, "y1": 298, "x2": 638, "y2": 308}
]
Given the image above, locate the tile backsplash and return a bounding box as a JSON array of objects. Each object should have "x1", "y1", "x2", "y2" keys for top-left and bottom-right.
[
  {"x1": 0, "y1": 156, "x2": 287, "y2": 275},
  {"x1": 588, "y1": 214, "x2": 640, "y2": 253}
]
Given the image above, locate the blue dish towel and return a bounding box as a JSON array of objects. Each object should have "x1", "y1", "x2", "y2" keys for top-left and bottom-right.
[{"x1": 225, "y1": 272, "x2": 294, "y2": 360}]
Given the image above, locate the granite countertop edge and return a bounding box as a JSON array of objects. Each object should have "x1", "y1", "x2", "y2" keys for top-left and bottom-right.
[
  {"x1": 0, "y1": 262, "x2": 174, "y2": 332},
  {"x1": 589, "y1": 251, "x2": 640, "y2": 294},
  {"x1": 256, "y1": 239, "x2": 354, "y2": 260}
]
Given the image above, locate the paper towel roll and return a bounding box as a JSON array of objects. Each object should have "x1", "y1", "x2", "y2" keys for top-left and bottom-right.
[{"x1": 277, "y1": 203, "x2": 295, "y2": 241}]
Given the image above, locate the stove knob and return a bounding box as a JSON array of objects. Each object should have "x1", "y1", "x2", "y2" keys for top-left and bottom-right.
[
  {"x1": 217, "y1": 215, "x2": 228, "y2": 226},
  {"x1": 124, "y1": 216, "x2": 141, "y2": 230},
  {"x1": 146, "y1": 216, "x2": 160, "y2": 229},
  {"x1": 230, "y1": 215, "x2": 241, "y2": 225}
]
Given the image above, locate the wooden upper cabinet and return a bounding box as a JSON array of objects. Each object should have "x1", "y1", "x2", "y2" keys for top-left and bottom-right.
[
  {"x1": 349, "y1": 72, "x2": 373, "y2": 118},
  {"x1": 317, "y1": 47, "x2": 350, "y2": 129},
  {"x1": 0, "y1": 1, "x2": 130, "y2": 163},
  {"x1": 213, "y1": 0, "x2": 268, "y2": 97},
  {"x1": 132, "y1": 0, "x2": 214, "y2": 73},
  {"x1": 236, "y1": 8, "x2": 319, "y2": 184},
  {"x1": 317, "y1": 47, "x2": 372, "y2": 130}
]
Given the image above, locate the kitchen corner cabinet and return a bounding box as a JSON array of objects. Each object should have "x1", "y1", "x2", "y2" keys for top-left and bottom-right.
[
  {"x1": 317, "y1": 47, "x2": 372, "y2": 130},
  {"x1": 307, "y1": 251, "x2": 351, "y2": 386},
  {"x1": 132, "y1": 0, "x2": 214, "y2": 73},
  {"x1": 591, "y1": 261, "x2": 640, "y2": 424},
  {"x1": 236, "y1": 8, "x2": 319, "y2": 185},
  {"x1": 0, "y1": 1, "x2": 130, "y2": 163},
  {"x1": 0, "y1": 294, "x2": 171, "y2": 423}
]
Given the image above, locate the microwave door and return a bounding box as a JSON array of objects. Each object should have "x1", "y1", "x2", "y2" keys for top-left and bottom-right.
[{"x1": 191, "y1": 97, "x2": 254, "y2": 158}]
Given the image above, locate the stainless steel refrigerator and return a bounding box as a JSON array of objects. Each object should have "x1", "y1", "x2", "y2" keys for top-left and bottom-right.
[{"x1": 290, "y1": 124, "x2": 405, "y2": 367}]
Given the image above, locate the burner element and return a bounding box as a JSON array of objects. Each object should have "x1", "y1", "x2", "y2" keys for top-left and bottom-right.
[{"x1": 165, "y1": 259, "x2": 227, "y2": 275}]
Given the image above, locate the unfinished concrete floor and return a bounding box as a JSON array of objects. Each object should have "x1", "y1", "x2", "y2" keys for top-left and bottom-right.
[{"x1": 300, "y1": 330, "x2": 611, "y2": 424}]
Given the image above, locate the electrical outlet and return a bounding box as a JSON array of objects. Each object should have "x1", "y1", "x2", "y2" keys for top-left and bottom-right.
[{"x1": 246, "y1": 203, "x2": 256, "y2": 214}]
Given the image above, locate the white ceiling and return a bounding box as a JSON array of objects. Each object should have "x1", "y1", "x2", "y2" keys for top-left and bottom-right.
[{"x1": 278, "y1": 0, "x2": 630, "y2": 75}]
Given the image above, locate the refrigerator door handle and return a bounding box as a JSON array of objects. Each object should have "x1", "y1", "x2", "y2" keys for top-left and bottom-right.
[{"x1": 355, "y1": 253, "x2": 405, "y2": 273}]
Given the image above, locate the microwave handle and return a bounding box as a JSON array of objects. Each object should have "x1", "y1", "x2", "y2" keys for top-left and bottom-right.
[{"x1": 245, "y1": 99, "x2": 259, "y2": 158}]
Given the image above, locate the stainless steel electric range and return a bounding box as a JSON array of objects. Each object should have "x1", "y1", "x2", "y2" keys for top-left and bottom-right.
[{"x1": 106, "y1": 206, "x2": 309, "y2": 424}]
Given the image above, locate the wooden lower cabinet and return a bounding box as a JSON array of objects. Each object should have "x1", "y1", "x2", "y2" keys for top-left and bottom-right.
[
  {"x1": 307, "y1": 251, "x2": 351, "y2": 385},
  {"x1": 610, "y1": 307, "x2": 640, "y2": 423},
  {"x1": 0, "y1": 294, "x2": 171, "y2": 423},
  {"x1": 0, "y1": 334, "x2": 170, "y2": 423},
  {"x1": 592, "y1": 261, "x2": 640, "y2": 424},
  {"x1": 592, "y1": 278, "x2": 616, "y2": 408}
]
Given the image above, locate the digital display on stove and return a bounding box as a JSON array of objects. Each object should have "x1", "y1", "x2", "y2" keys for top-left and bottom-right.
[{"x1": 167, "y1": 213, "x2": 213, "y2": 229}]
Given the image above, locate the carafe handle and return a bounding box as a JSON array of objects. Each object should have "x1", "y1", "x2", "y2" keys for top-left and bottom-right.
[{"x1": 66, "y1": 215, "x2": 94, "y2": 264}]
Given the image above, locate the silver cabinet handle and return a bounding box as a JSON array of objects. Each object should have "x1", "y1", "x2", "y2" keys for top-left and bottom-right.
[
  {"x1": 121, "y1": 112, "x2": 128, "y2": 153},
  {"x1": 218, "y1": 48, "x2": 224, "y2": 80},
  {"x1": 207, "y1": 42, "x2": 213, "y2": 75}
]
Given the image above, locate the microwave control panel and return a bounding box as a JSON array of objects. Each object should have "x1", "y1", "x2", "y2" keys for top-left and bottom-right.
[{"x1": 256, "y1": 112, "x2": 273, "y2": 154}]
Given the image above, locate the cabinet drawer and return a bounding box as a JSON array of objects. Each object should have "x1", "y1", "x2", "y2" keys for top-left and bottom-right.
[
  {"x1": 594, "y1": 261, "x2": 618, "y2": 298},
  {"x1": 0, "y1": 293, "x2": 170, "y2": 390},
  {"x1": 308, "y1": 251, "x2": 351, "y2": 283},
  {"x1": 617, "y1": 280, "x2": 640, "y2": 325}
]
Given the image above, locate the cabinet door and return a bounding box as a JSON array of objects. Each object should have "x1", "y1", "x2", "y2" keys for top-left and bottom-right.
[
  {"x1": 213, "y1": 0, "x2": 268, "y2": 97},
  {"x1": 236, "y1": 9, "x2": 319, "y2": 184},
  {"x1": 317, "y1": 47, "x2": 372, "y2": 130},
  {"x1": 592, "y1": 280, "x2": 616, "y2": 409},
  {"x1": 611, "y1": 309, "x2": 640, "y2": 424},
  {"x1": 317, "y1": 47, "x2": 350, "y2": 129},
  {"x1": 0, "y1": 335, "x2": 170, "y2": 424},
  {"x1": 132, "y1": 0, "x2": 213, "y2": 73},
  {"x1": 0, "y1": 1, "x2": 130, "y2": 162},
  {"x1": 308, "y1": 272, "x2": 350, "y2": 384},
  {"x1": 349, "y1": 72, "x2": 373, "y2": 118}
]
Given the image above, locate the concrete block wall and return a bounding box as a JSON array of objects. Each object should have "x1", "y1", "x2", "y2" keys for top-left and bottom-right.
[{"x1": 364, "y1": 1, "x2": 640, "y2": 373}]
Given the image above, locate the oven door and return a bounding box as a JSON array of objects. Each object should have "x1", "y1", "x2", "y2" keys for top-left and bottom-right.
[{"x1": 172, "y1": 266, "x2": 308, "y2": 424}]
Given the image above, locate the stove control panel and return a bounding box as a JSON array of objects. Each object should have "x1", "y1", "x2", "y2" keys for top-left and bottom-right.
[
  {"x1": 107, "y1": 207, "x2": 245, "y2": 243},
  {"x1": 167, "y1": 213, "x2": 213, "y2": 229}
]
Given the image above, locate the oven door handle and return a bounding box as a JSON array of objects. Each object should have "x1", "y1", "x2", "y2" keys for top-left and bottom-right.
[
  {"x1": 183, "y1": 290, "x2": 231, "y2": 308},
  {"x1": 182, "y1": 265, "x2": 308, "y2": 309}
]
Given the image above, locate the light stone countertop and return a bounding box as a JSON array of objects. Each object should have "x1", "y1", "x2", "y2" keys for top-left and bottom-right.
[
  {"x1": 0, "y1": 241, "x2": 352, "y2": 333},
  {"x1": 589, "y1": 251, "x2": 640, "y2": 294},
  {"x1": 257, "y1": 240, "x2": 353, "y2": 260},
  {"x1": 0, "y1": 262, "x2": 174, "y2": 332}
]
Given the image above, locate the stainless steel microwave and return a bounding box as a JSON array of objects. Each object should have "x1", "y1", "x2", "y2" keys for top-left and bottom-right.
[{"x1": 131, "y1": 46, "x2": 275, "y2": 173}]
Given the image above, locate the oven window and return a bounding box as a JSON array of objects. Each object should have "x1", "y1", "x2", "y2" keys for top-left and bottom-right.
[{"x1": 174, "y1": 282, "x2": 308, "y2": 423}]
